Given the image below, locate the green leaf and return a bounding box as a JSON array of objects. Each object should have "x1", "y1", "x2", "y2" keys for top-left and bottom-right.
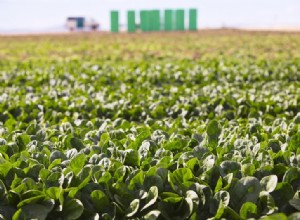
[
  {"x1": 64, "y1": 136, "x2": 85, "y2": 151},
  {"x1": 271, "y1": 182, "x2": 294, "y2": 208},
  {"x1": 215, "y1": 190, "x2": 230, "y2": 207},
  {"x1": 229, "y1": 176, "x2": 261, "y2": 211},
  {"x1": 184, "y1": 194, "x2": 195, "y2": 219},
  {"x1": 77, "y1": 166, "x2": 92, "y2": 190},
  {"x1": 62, "y1": 199, "x2": 84, "y2": 220},
  {"x1": 16, "y1": 134, "x2": 31, "y2": 152},
  {"x1": 48, "y1": 159, "x2": 62, "y2": 171},
  {"x1": 211, "y1": 190, "x2": 230, "y2": 216},
  {"x1": 214, "y1": 202, "x2": 225, "y2": 219},
  {"x1": 288, "y1": 133, "x2": 300, "y2": 152},
  {"x1": 214, "y1": 177, "x2": 223, "y2": 193},
  {"x1": 124, "y1": 149, "x2": 140, "y2": 167},
  {"x1": 45, "y1": 172, "x2": 64, "y2": 188},
  {"x1": 129, "y1": 171, "x2": 144, "y2": 191},
  {"x1": 143, "y1": 210, "x2": 161, "y2": 220},
  {"x1": 169, "y1": 168, "x2": 194, "y2": 191},
  {"x1": 90, "y1": 190, "x2": 109, "y2": 212},
  {"x1": 158, "y1": 194, "x2": 191, "y2": 220},
  {"x1": 164, "y1": 138, "x2": 188, "y2": 151},
  {"x1": 0, "y1": 179, "x2": 7, "y2": 199},
  {"x1": 17, "y1": 195, "x2": 45, "y2": 208},
  {"x1": 13, "y1": 203, "x2": 53, "y2": 220},
  {"x1": 240, "y1": 202, "x2": 257, "y2": 219},
  {"x1": 261, "y1": 213, "x2": 287, "y2": 220},
  {"x1": 259, "y1": 191, "x2": 277, "y2": 216},
  {"x1": 46, "y1": 187, "x2": 62, "y2": 200},
  {"x1": 268, "y1": 140, "x2": 281, "y2": 153},
  {"x1": 4, "y1": 118, "x2": 16, "y2": 132},
  {"x1": 219, "y1": 161, "x2": 241, "y2": 178},
  {"x1": 127, "y1": 199, "x2": 140, "y2": 218},
  {"x1": 283, "y1": 167, "x2": 300, "y2": 190},
  {"x1": 260, "y1": 175, "x2": 278, "y2": 193},
  {"x1": 141, "y1": 186, "x2": 158, "y2": 211},
  {"x1": 129, "y1": 129, "x2": 151, "y2": 150},
  {"x1": 69, "y1": 154, "x2": 86, "y2": 175},
  {"x1": 144, "y1": 175, "x2": 164, "y2": 192},
  {"x1": 100, "y1": 132, "x2": 110, "y2": 146},
  {"x1": 185, "y1": 190, "x2": 199, "y2": 213},
  {"x1": 241, "y1": 163, "x2": 256, "y2": 176},
  {"x1": 97, "y1": 171, "x2": 112, "y2": 184},
  {"x1": 207, "y1": 120, "x2": 221, "y2": 139},
  {"x1": 223, "y1": 206, "x2": 242, "y2": 220},
  {"x1": 289, "y1": 199, "x2": 300, "y2": 211},
  {"x1": 160, "y1": 192, "x2": 183, "y2": 203},
  {"x1": 50, "y1": 150, "x2": 67, "y2": 162},
  {"x1": 8, "y1": 190, "x2": 20, "y2": 206}
]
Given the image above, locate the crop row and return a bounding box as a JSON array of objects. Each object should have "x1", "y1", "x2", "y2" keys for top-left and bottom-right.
[{"x1": 0, "y1": 60, "x2": 300, "y2": 219}]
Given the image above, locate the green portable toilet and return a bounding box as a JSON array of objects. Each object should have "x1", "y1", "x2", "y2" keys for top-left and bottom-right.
[
  {"x1": 149, "y1": 10, "x2": 155, "y2": 31},
  {"x1": 152, "y1": 10, "x2": 160, "y2": 31},
  {"x1": 76, "y1": 17, "x2": 85, "y2": 29},
  {"x1": 189, "y1": 9, "x2": 197, "y2": 31},
  {"x1": 164, "y1": 9, "x2": 173, "y2": 31},
  {"x1": 175, "y1": 9, "x2": 185, "y2": 31},
  {"x1": 110, "y1": 11, "x2": 119, "y2": 33},
  {"x1": 140, "y1": 10, "x2": 160, "y2": 32},
  {"x1": 127, "y1": 11, "x2": 136, "y2": 32},
  {"x1": 140, "y1": 10, "x2": 151, "y2": 32},
  {"x1": 145, "y1": 10, "x2": 151, "y2": 31},
  {"x1": 140, "y1": 10, "x2": 146, "y2": 31}
]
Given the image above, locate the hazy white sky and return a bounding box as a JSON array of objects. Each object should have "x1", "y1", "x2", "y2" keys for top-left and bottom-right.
[{"x1": 0, "y1": 0, "x2": 299, "y2": 32}]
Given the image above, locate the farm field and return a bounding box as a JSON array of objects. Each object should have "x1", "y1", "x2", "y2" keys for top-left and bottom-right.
[{"x1": 1, "y1": 30, "x2": 300, "y2": 219}]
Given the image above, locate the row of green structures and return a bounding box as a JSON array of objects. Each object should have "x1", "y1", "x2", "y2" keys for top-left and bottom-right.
[{"x1": 110, "y1": 9, "x2": 197, "y2": 33}]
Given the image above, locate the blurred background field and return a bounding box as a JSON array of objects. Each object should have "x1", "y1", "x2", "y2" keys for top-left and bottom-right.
[{"x1": 1, "y1": 30, "x2": 300, "y2": 64}]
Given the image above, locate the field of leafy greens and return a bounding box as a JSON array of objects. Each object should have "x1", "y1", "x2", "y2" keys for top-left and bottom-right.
[{"x1": 1, "y1": 30, "x2": 300, "y2": 219}]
